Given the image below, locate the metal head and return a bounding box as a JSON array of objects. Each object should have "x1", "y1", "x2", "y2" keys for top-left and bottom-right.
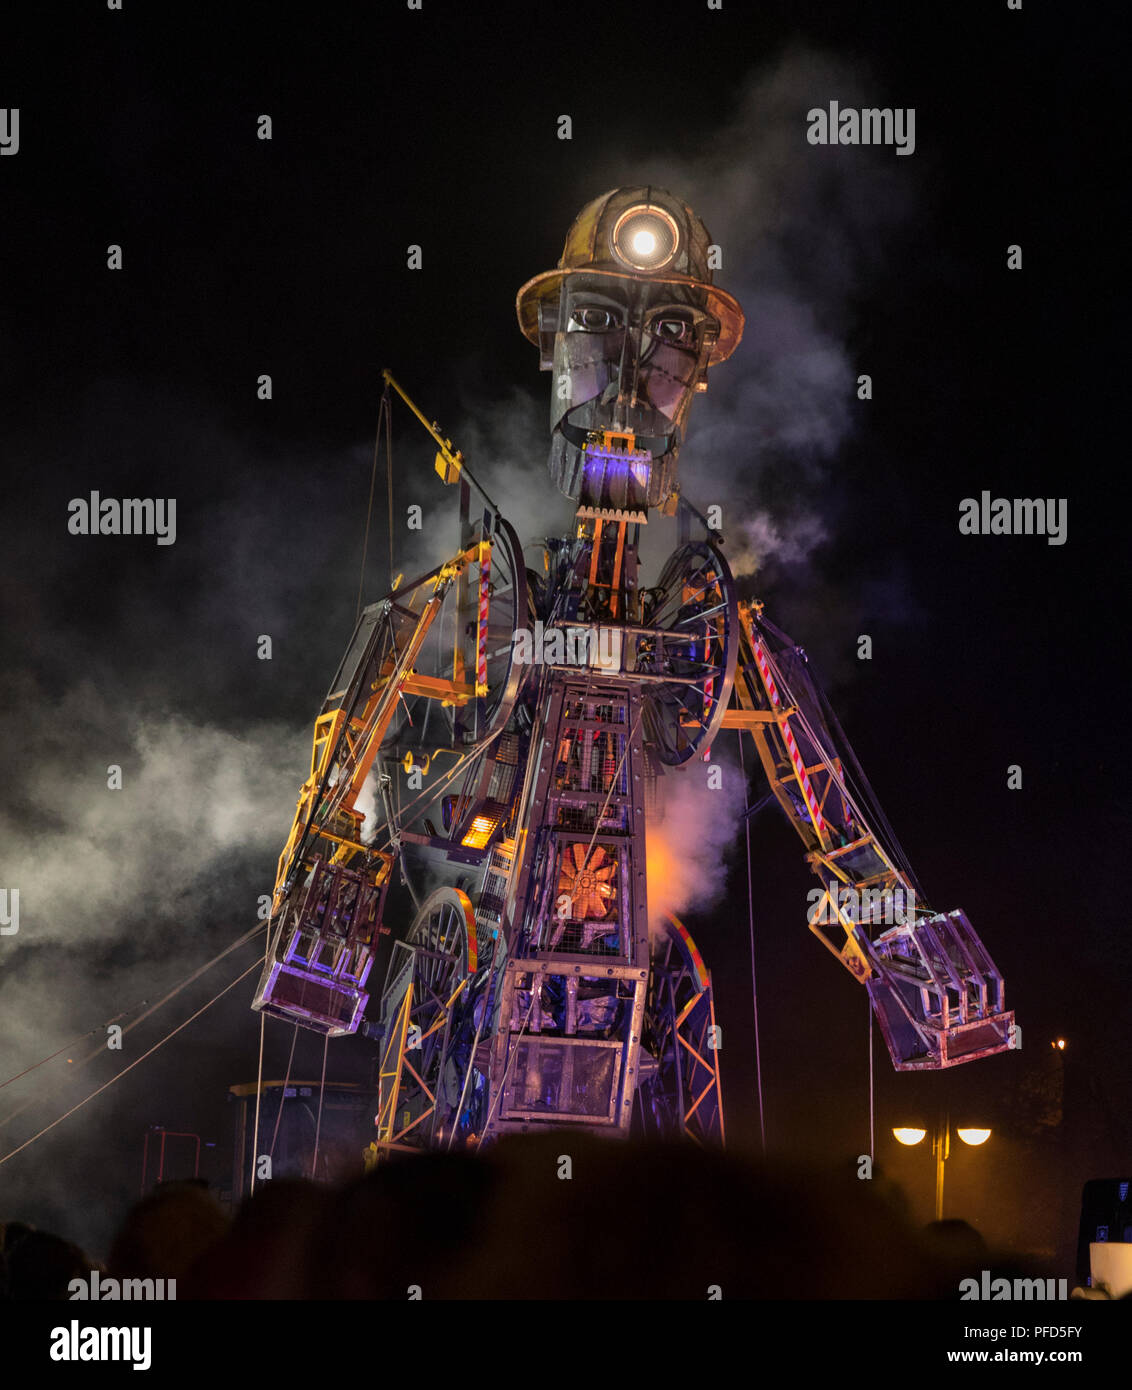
[{"x1": 516, "y1": 187, "x2": 745, "y2": 510}]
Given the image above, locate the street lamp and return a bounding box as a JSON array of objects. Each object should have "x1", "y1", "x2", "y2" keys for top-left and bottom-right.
[{"x1": 892, "y1": 1113, "x2": 992, "y2": 1220}]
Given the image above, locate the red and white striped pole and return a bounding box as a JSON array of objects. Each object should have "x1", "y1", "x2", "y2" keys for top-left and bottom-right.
[
  {"x1": 752, "y1": 638, "x2": 827, "y2": 841},
  {"x1": 475, "y1": 541, "x2": 491, "y2": 698}
]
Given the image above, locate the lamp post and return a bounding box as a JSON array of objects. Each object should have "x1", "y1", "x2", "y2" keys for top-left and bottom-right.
[{"x1": 893, "y1": 1113, "x2": 991, "y2": 1221}]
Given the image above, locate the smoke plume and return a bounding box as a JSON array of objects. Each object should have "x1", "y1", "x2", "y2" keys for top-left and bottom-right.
[{"x1": 645, "y1": 753, "x2": 750, "y2": 931}]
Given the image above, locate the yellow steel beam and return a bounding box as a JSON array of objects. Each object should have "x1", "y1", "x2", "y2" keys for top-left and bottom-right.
[
  {"x1": 375, "y1": 987, "x2": 413, "y2": 1143},
  {"x1": 333, "y1": 593, "x2": 444, "y2": 816},
  {"x1": 310, "y1": 827, "x2": 372, "y2": 857},
  {"x1": 684, "y1": 1076, "x2": 716, "y2": 1126},
  {"x1": 719, "y1": 708, "x2": 795, "y2": 728},
  {"x1": 806, "y1": 888, "x2": 873, "y2": 980},
  {"x1": 708, "y1": 983, "x2": 724, "y2": 1146},
  {"x1": 401, "y1": 673, "x2": 476, "y2": 704},
  {"x1": 677, "y1": 1032, "x2": 712, "y2": 1079},
  {"x1": 382, "y1": 369, "x2": 464, "y2": 484}
]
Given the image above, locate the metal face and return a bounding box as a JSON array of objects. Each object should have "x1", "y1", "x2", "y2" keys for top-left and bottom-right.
[{"x1": 547, "y1": 274, "x2": 716, "y2": 509}]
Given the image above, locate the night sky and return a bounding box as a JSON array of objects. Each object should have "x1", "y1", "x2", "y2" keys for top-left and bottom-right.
[{"x1": 0, "y1": 1, "x2": 1123, "y2": 1278}]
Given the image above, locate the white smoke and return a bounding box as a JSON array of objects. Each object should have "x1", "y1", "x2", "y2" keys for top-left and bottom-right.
[
  {"x1": 0, "y1": 675, "x2": 301, "y2": 951},
  {"x1": 645, "y1": 752, "x2": 750, "y2": 930},
  {"x1": 356, "y1": 769, "x2": 382, "y2": 844},
  {"x1": 727, "y1": 508, "x2": 829, "y2": 579},
  {"x1": 586, "y1": 46, "x2": 916, "y2": 584}
]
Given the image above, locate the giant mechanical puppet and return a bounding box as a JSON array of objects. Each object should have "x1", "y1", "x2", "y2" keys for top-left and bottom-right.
[{"x1": 251, "y1": 188, "x2": 1016, "y2": 1156}]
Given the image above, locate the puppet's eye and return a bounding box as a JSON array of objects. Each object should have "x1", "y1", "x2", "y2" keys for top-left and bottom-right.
[
  {"x1": 651, "y1": 315, "x2": 695, "y2": 344},
  {"x1": 569, "y1": 306, "x2": 621, "y2": 332}
]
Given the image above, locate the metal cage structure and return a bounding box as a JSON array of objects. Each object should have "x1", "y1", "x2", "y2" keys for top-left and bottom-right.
[{"x1": 250, "y1": 194, "x2": 1017, "y2": 1170}]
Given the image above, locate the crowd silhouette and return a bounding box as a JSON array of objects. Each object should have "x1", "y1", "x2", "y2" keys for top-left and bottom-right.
[{"x1": 1, "y1": 1136, "x2": 1109, "y2": 1300}]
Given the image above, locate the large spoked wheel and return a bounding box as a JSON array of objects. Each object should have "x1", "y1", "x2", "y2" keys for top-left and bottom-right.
[
  {"x1": 433, "y1": 947, "x2": 499, "y2": 1149},
  {"x1": 455, "y1": 515, "x2": 531, "y2": 748},
  {"x1": 378, "y1": 887, "x2": 479, "y2": 1149},
  {"x1": 635, "y1": 914, "x2": 725, "y2": 1145},
  {"x1": 638, "y1": 540, "x2": 738, "y2": 766}
]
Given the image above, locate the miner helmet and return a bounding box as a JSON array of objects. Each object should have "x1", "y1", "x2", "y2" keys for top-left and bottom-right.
[{"x1": 516, "y1": 185, "x2": 745, "y2": 367}]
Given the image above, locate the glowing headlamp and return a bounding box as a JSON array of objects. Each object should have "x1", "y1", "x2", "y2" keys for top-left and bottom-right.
[{"x1": 611, "y1": 204, "x2": 679, "y2": 272}]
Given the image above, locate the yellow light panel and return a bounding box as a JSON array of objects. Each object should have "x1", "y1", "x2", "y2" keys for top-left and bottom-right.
[{"x1": 461, "y1": 814, "x2": 498, "y2": 850}]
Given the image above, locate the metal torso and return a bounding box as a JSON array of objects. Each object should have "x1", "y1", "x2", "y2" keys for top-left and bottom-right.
[{"x1": 484, "y1": 511, "x2": 652, "y2": 1136}]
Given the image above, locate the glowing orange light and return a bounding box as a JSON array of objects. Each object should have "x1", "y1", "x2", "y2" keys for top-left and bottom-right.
[
  {"x1": 893, "y1": 1127, "x2": 927, "y2": 1146},
  {"x1": 957, "y1": 1128, "x2": 991, "y2": 1146},
  {"x1": 461, "y1": 814, "x2": 498, "y2": 850}
]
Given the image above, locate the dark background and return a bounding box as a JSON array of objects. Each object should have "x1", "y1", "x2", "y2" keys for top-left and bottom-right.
[{"x1": 0, "y1": 0, "x2": 1123, "y2": 1280}]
